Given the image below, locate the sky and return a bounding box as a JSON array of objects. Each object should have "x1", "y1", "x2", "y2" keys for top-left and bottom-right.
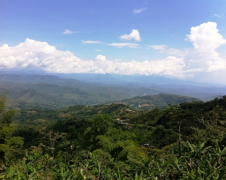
[{"x1": 0, "y1": 0, "x2": 226, "y2": 84}]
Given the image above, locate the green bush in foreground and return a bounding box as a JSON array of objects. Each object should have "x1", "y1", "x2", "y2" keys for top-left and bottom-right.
[{"x1": 1, "y1": 94, "x2": 226, "y2": 179}]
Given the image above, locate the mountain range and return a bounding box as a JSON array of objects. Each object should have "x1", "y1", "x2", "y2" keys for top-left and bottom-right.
[{"x1": 0, "y1": 73, "x2": 225, "y2": 109}]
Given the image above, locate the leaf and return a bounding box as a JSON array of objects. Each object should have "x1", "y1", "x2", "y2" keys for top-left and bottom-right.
[
  {"x1": 221, "y1": 146, "x2": 226, "y2": 156},
  {"x1": 217, "y1": 169, "x2": 225, "y2": 180},
  {"x1": 6, "y1": 166, "x2": 15, "y2": 178},
  {"x1": 199, "y1": 141, "x2": 206, "y2": 150},
  {"x1": 186, "y1": 141, "x2": 194, "y2": 153}
]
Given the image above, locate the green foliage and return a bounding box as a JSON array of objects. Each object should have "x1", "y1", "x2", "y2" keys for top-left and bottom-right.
[
  {"x1": 0, "y1": 93, "x2": 23, "y2": 164},
  {"x1": 0, "y1": 92, "x2": 7, "y2": 114},
  {"x1": 2, "y1": 95, "x2": 226, "y2": 179},
  {"x1": 122, "y1": 93, "x2": 200, "y2": 109}
]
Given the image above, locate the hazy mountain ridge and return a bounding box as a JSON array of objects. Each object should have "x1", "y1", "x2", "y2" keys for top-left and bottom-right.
[
  {"x1": 0, "y1": 74, "x2": 159, "y2": 109},
  {"x1": 0, "y1": 73, "x2": 225, "y2": 109}
]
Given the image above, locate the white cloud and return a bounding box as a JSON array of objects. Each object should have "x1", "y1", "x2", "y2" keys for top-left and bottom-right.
[
  {"x1": 0, "y1": 39, "x2": 183, "y2": 76},
  {"x1": 62, "y1": 29, "x2": 79, "y2": 34},
  {"x1": 82, "y1": 40, "x2": 102, "y2": 44},
  {"x1": 185, "y1": 22, "x2": 226, "y2": 72},
  {"x1": 133, "y1": 8, "x2": 147, "y2": 14},
  {"x1": 150, "y1": 45, "x2": 166, "y2": 51},
  {"x1": 150, "y1": 22, "x2": 226, "y2": 79},
  {"x1": 1, "y1": 22, "x2": 226, "y2": 84},
  {"x1": 96, "y1": 55, "x2": 106, "y2": 61},
  {"x1": 186, "y1": 22, "x2": 226, "y2": 51},
  {"x1": 120, "y1": 29, "x2": 141, "y2": 41},
  {"x1": 108, "y1": 43, "x2": 140, "y2": 48},
  {"x1": 150, "y1": 45, "x2": 186, "y2": 56},
  {"x1": 212, "y1": 14, "x2": 221, "y2": 18}
]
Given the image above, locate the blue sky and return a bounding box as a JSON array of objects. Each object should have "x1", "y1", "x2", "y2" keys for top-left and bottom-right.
[{"x1": 0, "y1": 0, "x2": 226, "y2": 84}]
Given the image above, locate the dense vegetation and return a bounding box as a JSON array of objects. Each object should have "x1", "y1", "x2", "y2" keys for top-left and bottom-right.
[
  {"x1": 121, "y1": 93, "x2": 199, "y2": 109},
  {"x1": 1, "y1": 92, "x2": 226, "y2": 179}
]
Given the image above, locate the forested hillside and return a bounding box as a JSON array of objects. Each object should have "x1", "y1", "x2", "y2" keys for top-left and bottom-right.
[
  {"x1": 120, "y1": 93, "x2": 200, "y2": 109},
  {"x1": 0, "y1": 74, "x2": 201, "y2": 110},
  {"x1": 0, "y1": 74, "x2": 160, "y2": 109},
  {"x1": 1, "y1": 92, "x2": 226, "y2": 179}
]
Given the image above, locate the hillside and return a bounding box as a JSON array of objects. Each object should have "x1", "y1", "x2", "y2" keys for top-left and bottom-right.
[
  {"x1": 120, "y1": 93, "x2": 200, "y2": 109},
  {"x1": 1, "y1": 73, "x2": 226, "y2": 103},
  {"x1": 0, "y1": 74, "x2": 161, "y2": 109},
  {"x1": 0, "y1": 82, "x2": 160, "y2": 109},
  {"x1": 1, "y1": 81, "x2": 201, "y2": 110},
  {"x1": 0, "y1": 73, "x2": 224, "y2": 111},
  {"x1": 2, "y1": 95, "x2": 225, "y2": 179}
]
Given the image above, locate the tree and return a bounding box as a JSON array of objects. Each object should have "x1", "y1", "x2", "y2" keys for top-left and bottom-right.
[
  {"x1": 83, "y1": 114, "x2": 114, "y2": 150},
  {"x1": 0, "y1": 93, "x2": 23, "y2": 164}
]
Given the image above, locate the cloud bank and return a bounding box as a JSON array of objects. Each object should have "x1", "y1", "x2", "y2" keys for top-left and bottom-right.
[
  {"x1": 0, "y1": 22, "x2": 226, "y2": 84},
  {"x1": 0, "y1": 39, "x2": 183, "y2": 76}
]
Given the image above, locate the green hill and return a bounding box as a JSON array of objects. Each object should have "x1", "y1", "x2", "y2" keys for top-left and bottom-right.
[
  {"x1": 0, "y1": 75, "x2": 160, "y2": 109},
  {"x1": 2, "y1": 91, "x2": 226, "y2": 179},
  {"x1": 120, "y1": 93, "x2": 201, "y2": 109}
]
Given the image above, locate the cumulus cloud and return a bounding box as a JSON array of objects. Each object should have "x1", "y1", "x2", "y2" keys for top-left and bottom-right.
[
  {"x1": 1, "y1": 22, "x2": 226, "y2": 84},
  {"x1": 62, "y1": 29, "x2": 79, "y2": 34},
  {"x1": 96, "y1": 55, "x2": 106, "y2": 61},
  {"x1": 186, "y1": 22, "x2": 226, "y2": 51},
  {"x1": 0, "y1": 38, "x2": 183, "y2": 76},
  {"x1": 82, "y1": 40, "x2": 102, "y2": 44},
  {"x1": 108, "y1": 43, "x2": 140, "y2": 48},
  {"x1": 185, "y1": 22, "x2": 226, "y2": 72},
  {"x1": 133, "y1": 8, "x2": 147, "y2": 14},
  {"x1": 150, "y1": 22, "x2": 226, "y2": 79},
  {"x1": 120, "y1": 29, "x2": 141, "y2": 41},
  {"x1": 0, "y1": 39, "x2": 81, "y2": 72}
]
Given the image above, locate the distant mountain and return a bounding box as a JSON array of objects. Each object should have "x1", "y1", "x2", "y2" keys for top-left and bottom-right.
[
  {"x1": 0, "y1": 73, "x2": 226, "y2": 110},
  {"x1": 0, "y1": 74, "x2": 82, "y2": 86},
  {"x1": 57, "y1": 73, "x2": 213, "y2": 86},
  {"x1": 120, "y1": 93, "x2": 201, "y2": 109},
  {"x1": 57, "y1": 73, "x2": 124, "y2": 84},
  {"x1": 53, "y1": 73, "x2": 226, "y2": 101},
  {"x1": 0, "y1": 74, "x2": 160, "y2": 109}
]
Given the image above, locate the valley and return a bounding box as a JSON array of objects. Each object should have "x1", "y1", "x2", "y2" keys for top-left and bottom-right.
[{"x1": 1, "y1": 73, "x2": 226, "y2": 179}]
